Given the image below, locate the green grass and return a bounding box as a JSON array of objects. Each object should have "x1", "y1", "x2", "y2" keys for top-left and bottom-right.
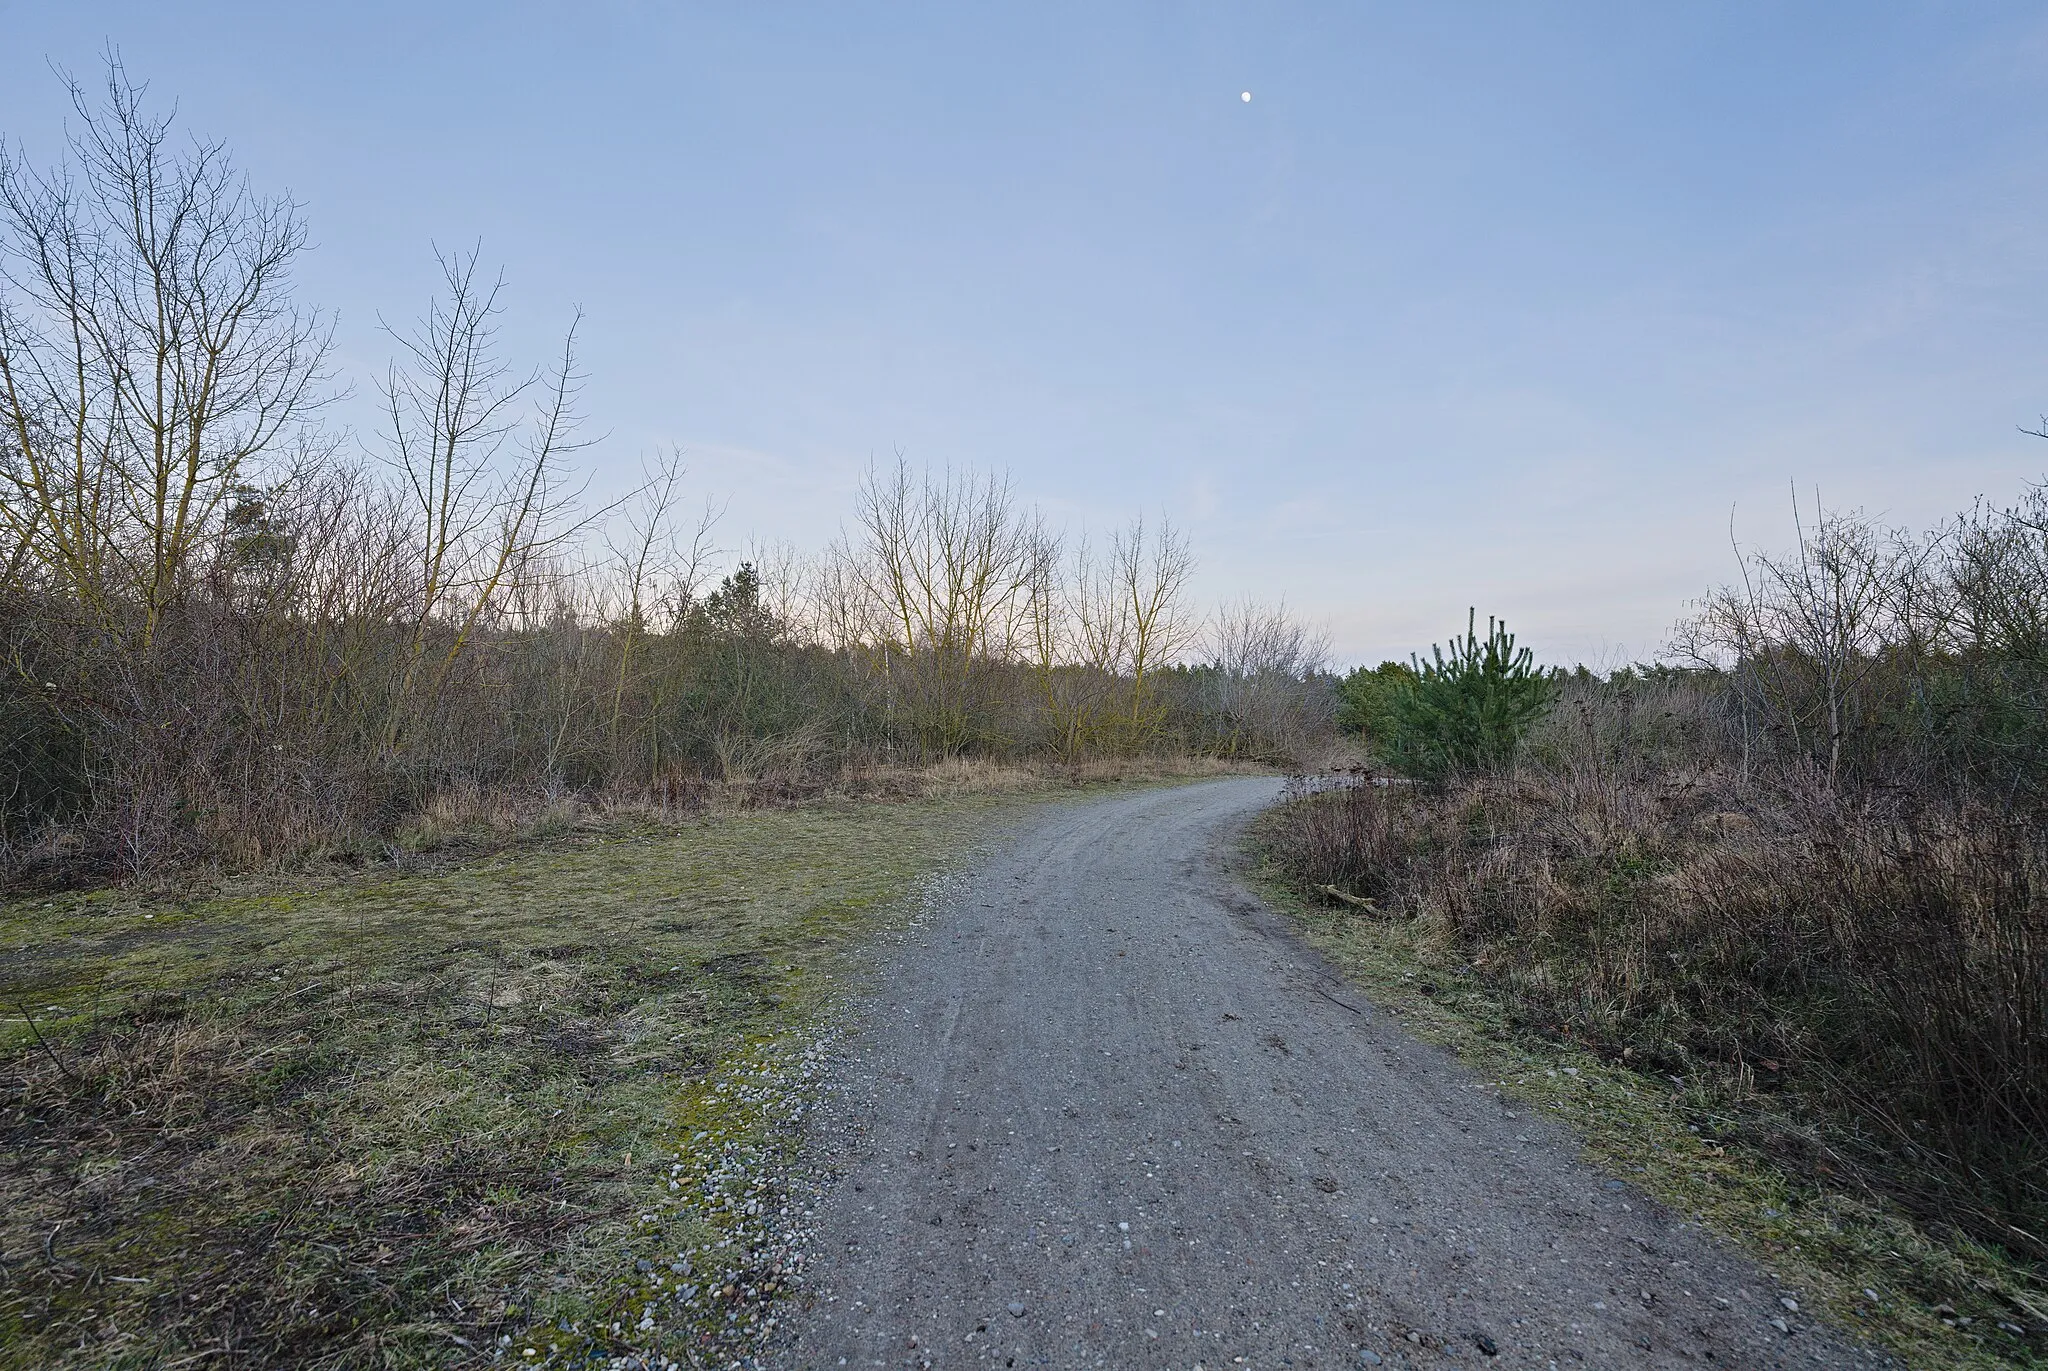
[
  {"x1": 1247, "y1": 839, "x2": 2048, "y2": 1371},
  {"x1": 0, "y1": 793, "x2": 1056, "y2": 1369}
]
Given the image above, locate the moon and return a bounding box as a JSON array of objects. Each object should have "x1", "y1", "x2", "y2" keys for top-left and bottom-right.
[{"x1": 1241, "y1": 91, "x2": 1252, "y2": 102}]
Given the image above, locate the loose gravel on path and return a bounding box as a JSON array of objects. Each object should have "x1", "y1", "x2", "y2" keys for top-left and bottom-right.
[{"x1": 776, "y1": 778, "x2": 1892, "y2": 1371}]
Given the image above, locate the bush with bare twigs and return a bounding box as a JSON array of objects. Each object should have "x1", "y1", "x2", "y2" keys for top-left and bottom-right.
[
  {"x1": 1266, "y1": 492, "x2": 2048, "y2": 1274},
  {"x1": 0, "y1": 64, "x2": 1332, "y2": 882}
]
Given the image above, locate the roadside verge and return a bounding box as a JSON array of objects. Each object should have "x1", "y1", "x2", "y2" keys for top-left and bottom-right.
[
  {"x1": 1, "y1": 789, "x2": 1060, "y2": 1370},
  {"x1": 1246, "y1": 802, "x2": 2046, "y2": 1371}
]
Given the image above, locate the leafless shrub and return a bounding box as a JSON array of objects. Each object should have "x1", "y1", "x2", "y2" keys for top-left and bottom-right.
[
  {"x1": 1263, "y1": 703, "x2": 2048, "y2": 1261},
  {"x1": 0, "y1": 65, "x2": 1315, "y2": 883},
  {"x1": 1673, "y1": 497, "x2": 1935, "y2": 786},
  {"x1": 1262, "y1": 776, "x2": 1405, "y2": 901},
  {"x1": 1191, "y1": 599, "x2": 1335, "y2": 761}
]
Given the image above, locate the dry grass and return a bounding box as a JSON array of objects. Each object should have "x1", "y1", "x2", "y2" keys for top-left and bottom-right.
[
  {"x1": 0, "y1": 780, "x2": 1121, "y2": 1369},
  {"x1": 341, "y1": 755, "x2": 1269, "y2": 865},
  {"x1": 1256, "y1": 773, "x2": 2048, "y2": 1368}
]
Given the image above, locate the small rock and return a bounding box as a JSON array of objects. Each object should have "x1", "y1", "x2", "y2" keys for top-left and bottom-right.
[
  {"x1": 1770, "y1": 1317, "x2": 1790, "y2": 1334},
  {"x1": 1472, "y1": 1331, "x2": 1499, "y2": 1356},
  {"x1": 635, "y1": 1259, "x2": 653, "y2": 1273},
  {"x1": 1713, "y1": 1297, "x2": 1731, "y2": 1309},
  {"x1": 1604, "y1": 1181, "x2": 1627, "y2": 1191},
  {"x1": 1359, "y1": 1351, "x2": 1383, "y2": 1366},
  {"x1": 1007, "y1": 1301, "x2": 1027, "y2": 1317},
  {"x1": 1779, "y1": 1297, "x2": 1799, "y2": 1313}
]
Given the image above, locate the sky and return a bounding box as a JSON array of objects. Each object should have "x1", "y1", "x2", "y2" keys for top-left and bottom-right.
[{"x1": 5, "y1": 2, "x2": 2048, "y2": 667}]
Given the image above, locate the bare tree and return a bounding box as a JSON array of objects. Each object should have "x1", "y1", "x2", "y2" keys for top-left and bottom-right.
[
  {"x1": 831, "y1": 458, "x2": 1038, "y2": 753},
  {"x1": 1202, "y1": 597, "x2": 1331, "y2": 755},
  {"x1": 1024, "y1": 515, "x2": 1199, "y2": 755},
  {"x1": 1023, "y1": 521, "x2": 1089, "y2": 758},
  {"x1": 1676, "y1": 490, "x2": 1929, "y2": 785},
  {"x1": 740, "y1": 538, "x2": 811, "y2": 640},
  {"x1": 0, "y1": 56, "x2": 331, "y2": 640},
  {"x1": 603, "y1": 446, "x2": 719, "y2": 762},
  {"x1": 376, "y1": 246, "x2": 591, "y2": 743},
  {"x1": 1111, "y1": 515, "x2": 1197, "y2": 748}
]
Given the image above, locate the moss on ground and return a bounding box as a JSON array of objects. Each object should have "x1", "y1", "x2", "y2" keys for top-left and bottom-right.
[
  {"x1": 0, "y1": 794, "x2": 1063, "y2": 1369},
  {"x1": 1248, "y1": 843, "x2": 2047, "y2": 1371}
]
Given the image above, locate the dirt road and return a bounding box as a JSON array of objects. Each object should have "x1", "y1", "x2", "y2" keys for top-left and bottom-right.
[{"x1": 779, "y1": 778, "x2": 1887, "y2": 1370}]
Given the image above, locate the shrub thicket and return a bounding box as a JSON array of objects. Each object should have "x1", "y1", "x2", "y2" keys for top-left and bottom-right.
[
  {"x1": 0, "y1": 68, "x2": 1337, "y2": 880},
  {"x1": 1271, "y1": 489, "x2": 2048, "y2": 1275},
  {"x1": 1333, "y1": 659, "x2": 1412, "y2": 749}
]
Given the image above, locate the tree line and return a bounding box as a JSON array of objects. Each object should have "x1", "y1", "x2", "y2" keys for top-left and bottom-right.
[{"x1": 0, "y1": 64, "x2": 1335, "y2": 878}]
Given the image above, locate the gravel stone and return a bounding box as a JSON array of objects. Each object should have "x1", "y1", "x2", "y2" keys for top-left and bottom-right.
[{"x1": 770, "y1": 780, "x2": 1895, "y2": 1370}]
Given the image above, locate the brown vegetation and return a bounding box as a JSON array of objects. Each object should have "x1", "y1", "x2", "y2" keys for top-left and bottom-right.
[
  {"x1": 1268, "y1": 748, "x2": 2048, "y2": 1263},
  {"x1": 0, "y1": 66, "x2": 1333, "y2": 885},
  {"x1": 1267, "y1": 488, "x2": 2048, "y2": 1357}
]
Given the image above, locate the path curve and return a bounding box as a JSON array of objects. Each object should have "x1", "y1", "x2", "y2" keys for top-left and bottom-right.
[{"x1": 780, "y1": 778, "x2": 1886, "y2": 1370}]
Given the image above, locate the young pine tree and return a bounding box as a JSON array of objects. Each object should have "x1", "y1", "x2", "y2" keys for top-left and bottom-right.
[{"x1": 1384, "y1": 610, "x2": 1552, "y2": 778}]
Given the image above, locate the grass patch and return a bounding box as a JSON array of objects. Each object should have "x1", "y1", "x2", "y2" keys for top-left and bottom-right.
[
  {"x1": 1248, "y1": 808, "x2": 2048, "y2": 1371},
  {"x1": 0, "y1": 787, "x2": 1078, "y2": 1369}
]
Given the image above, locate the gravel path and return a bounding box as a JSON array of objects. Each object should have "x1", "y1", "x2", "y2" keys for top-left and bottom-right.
[{"x1": 777, "y1": 778, "x2": 1890, "y2": 1370}]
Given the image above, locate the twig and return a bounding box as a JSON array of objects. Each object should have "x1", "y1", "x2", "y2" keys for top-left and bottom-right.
[
  {"x1": 1315, "y1": 884, "x2": 1377, "y2": 910},
  {"x1": 1309, "y1": 982, "x2": 1367, "y2": 1016},
  {"x1": 13, "y1": 1000, "x2": 76, "y2": 1082}
]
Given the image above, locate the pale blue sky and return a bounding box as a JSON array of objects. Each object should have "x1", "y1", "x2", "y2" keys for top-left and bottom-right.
[{"x1": 6, "y1": 2, "x2": 2048, "y2": 665}]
